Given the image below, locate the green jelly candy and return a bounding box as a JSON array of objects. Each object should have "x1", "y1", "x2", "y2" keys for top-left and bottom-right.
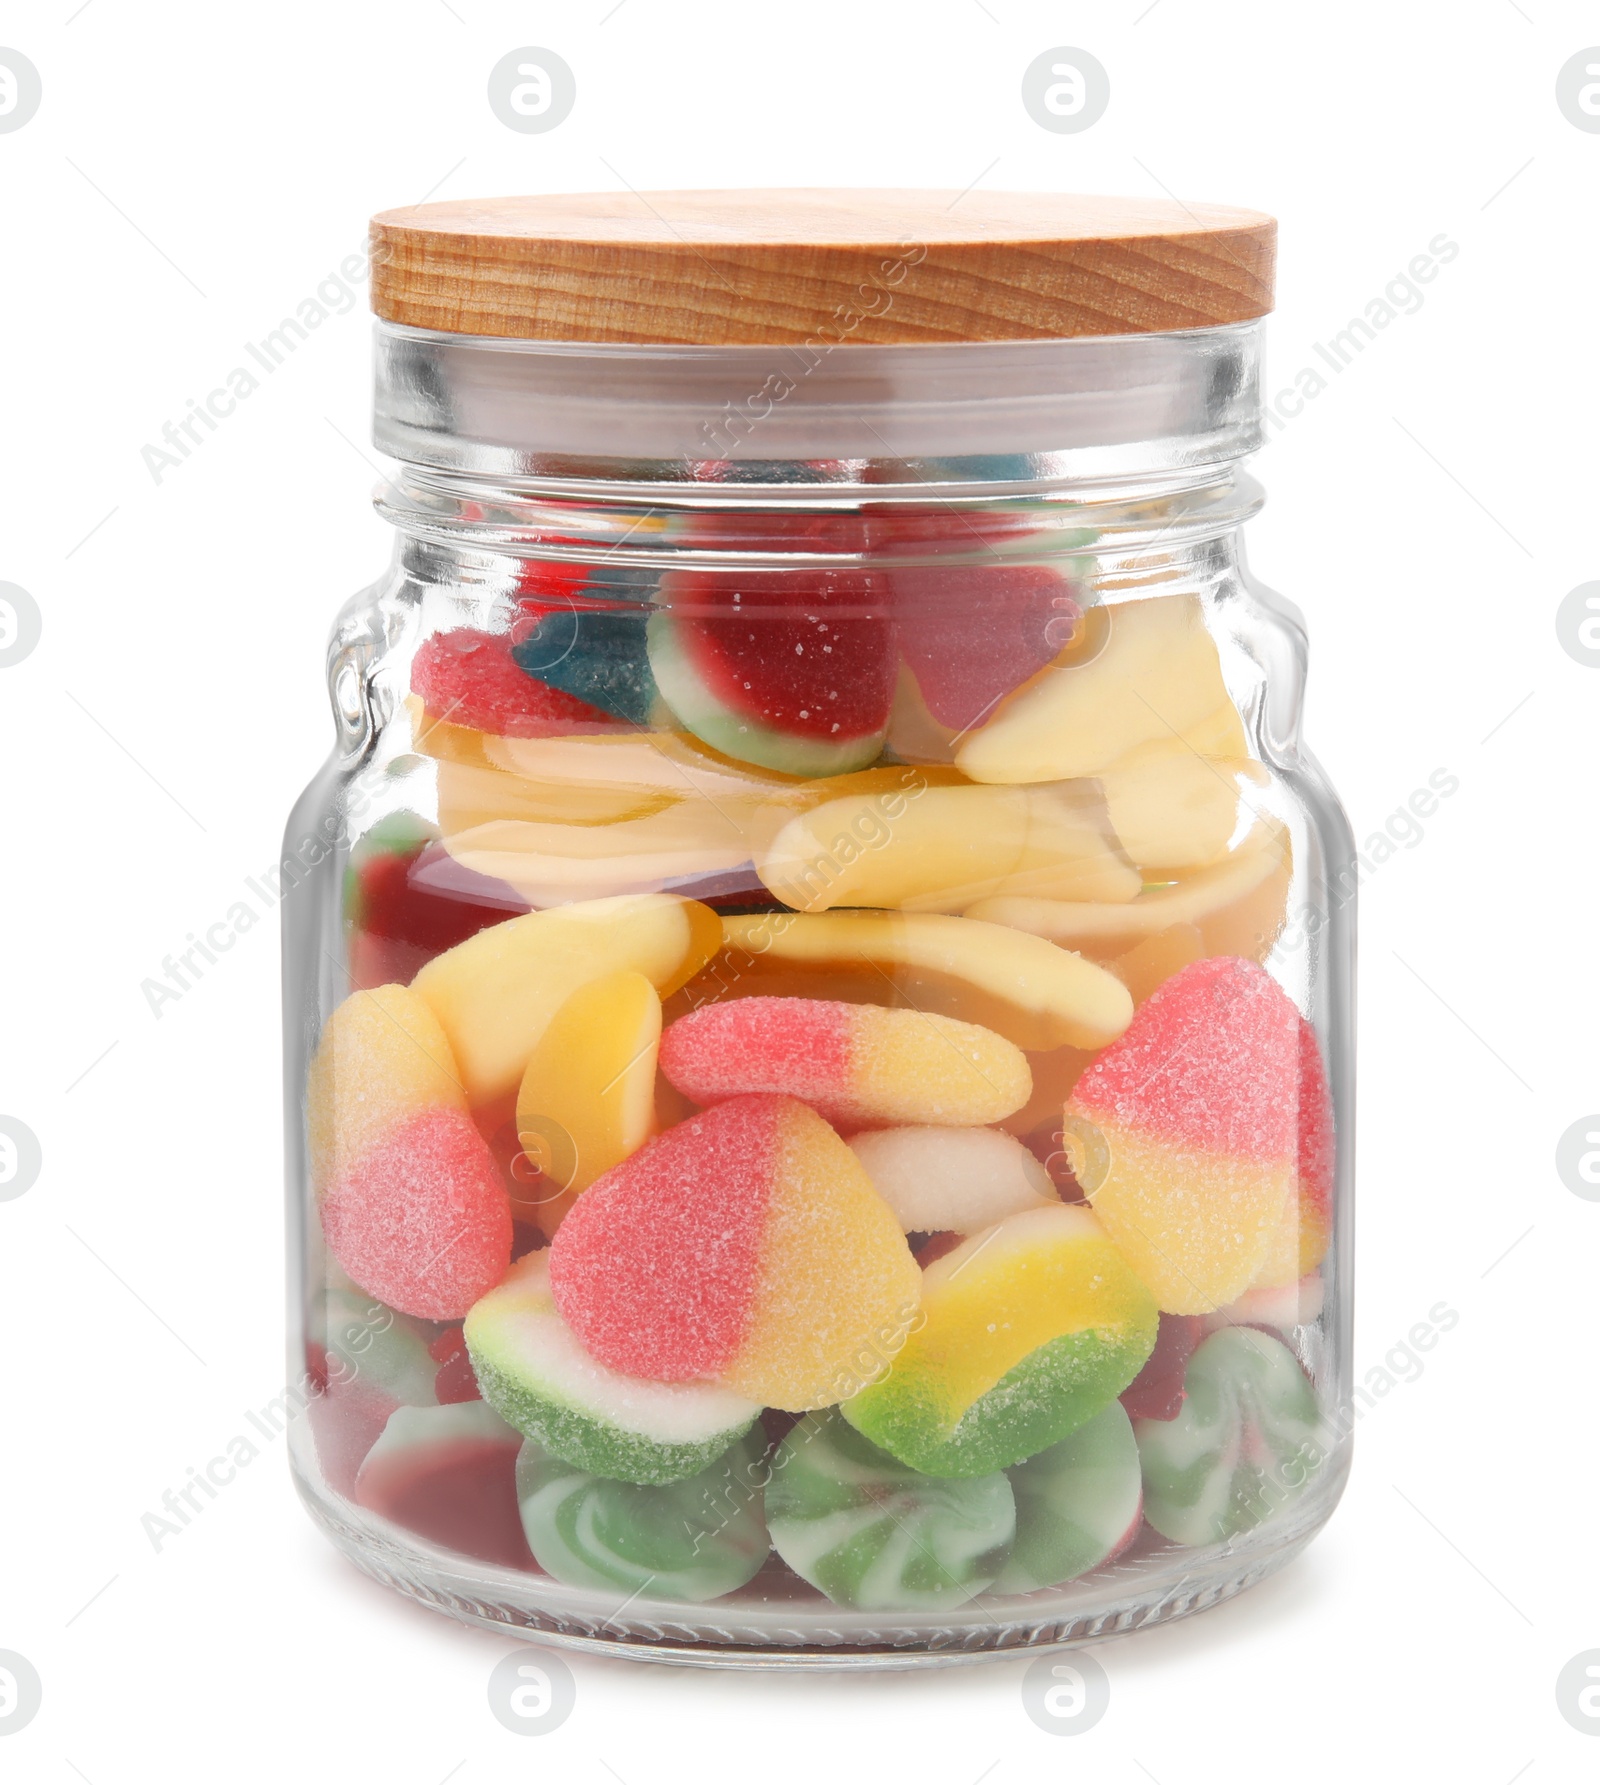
[
  {"x1": 993, "y1": 1401, "x2": 1143, "y2": 1593},
  {"x1": 465, "y1": 1254, "x2": 759, "y2": 1486},
  {"x1": 516, "y1": 1428, "x2": 770, "y2": 1603},
  {"x1": 1136, "y1": 1326, "x2": 1323, "y2": 1547},
  {"x1": 765, "y1": 1410, "x2": 1015, "y2": 1611}
]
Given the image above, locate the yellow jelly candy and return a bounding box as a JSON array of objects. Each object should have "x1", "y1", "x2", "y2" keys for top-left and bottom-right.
[
  {"x1": 756, "y1": 781, "x2": 1140, "y2": 913},
  {"x1": 956, "y1": 594, "x2": 1241, "y2": 784},
  {"x1": 413, "y1": 893, "x2": 721, "y2": 1107},
  {"x1": 1099, "y1": 742, "x2": 1260, "y2": 872},
  {"x1": 305, "y1": 983, "x2": 466, "y2": 1193},
  {"x1": 516, "y1": 970, "x2": 662, "y2": 1200},
  {"x1": 719, "y1": 910, "x2": 1133, "y2": 1051}
]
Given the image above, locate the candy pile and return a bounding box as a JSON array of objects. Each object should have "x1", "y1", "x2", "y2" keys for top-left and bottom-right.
[{"x1": 303, "y1": 577, "x2": 1336, "y2": 1612}]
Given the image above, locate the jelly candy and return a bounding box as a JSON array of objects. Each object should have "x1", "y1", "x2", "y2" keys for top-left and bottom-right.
[
  {"x1": 548, "y1": 1094, "x2": 922, "y2": 1411},
  {"x1": 512, "y1": 602, "x2": 660, "y2": 727},
  {"x1": 893, "y1": 564, "x2": 1080, "y2": 735},
  {"x1": 968, "y1": 820, "x2": 1292, "y2": 964},
  {"x1": 1119, "y1": 1313, "x2": 1204, "y2": 1422},
  {"x1": 322, "y1": 1106, "x2": 513, "y2": 1321},
  {"x1": 306, "y1": 1286, "x2": 440, "y2": 1495},
  {"x1": 647, "y1": 569, "x2": 897, "y2": 777},
  {"x1": 465, "y1": 1252, "x2": 760, "y2": 1485},
  {"x1": 659, "y1": 997, "x2": 1032, "y2": 1127},
  {"x1": 1065, "y1": 956, "x2": 1302, "y2": 1314},
  {"x1": 515, "y1": 1428, "x2": 770, "y2": 1602},
  {"x1": 843, "y1": 1204, "x2": 1158, "y2": 1477},
  {"x1": 1251, "y1": 1017, "x2": 1335, "y2": 1285},
  {"x1": 344, "y1": 817, "x2": 529, "y2": 989},
  {"x1": 1135, "y1": 1326, "x2": 1323, "y2": 1546},
  {"x1": 847, "y1": 1126, "x2": 1057, "y2": 1232},
  {"x1": 956, "y1": 594, "x2": 1244, "y2": 784},
  {"x1": 1203, "y1": 1274, "x2": 1324, "y2": 1334},
  {"x1": 428, "y1": 1326, "x2": 481, "y2": 1404},
  {"x1": 1098, "y1": 741, "x2": 1258, "y2": 873},
  {"x1": 353, "y1": 1400, "x2": 534, "y2": 1570},
  {"x1": 412, "y1": 626, "x2": 619, "y2": 737},
  {"x1": 765, "y1": 1409, "x2": 1014, "y2": 1610},
  {"x1": 515, "y1": 970, "x2": 660, "y2": 1239},
  {"x1": 412, "y1": 893, "x2": 721, "y2": 1106},
  {"x1": 756, "y1": 781, "x2": 1141, "y2": 913},
  {"x1": 305, "y1": 983, "x2": 468, "y2": 1192},
  {"x1": 993, "y1": 1401, "x2": 1143, "y2": 1593},
  {"x1": 718, "y1": 911, "x2": 1134, "y2": 1051}
]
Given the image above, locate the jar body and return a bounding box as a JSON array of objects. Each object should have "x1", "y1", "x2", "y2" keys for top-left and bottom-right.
[{"x1": 284, "y1": 327, "x2": 1354, "y2": 1665}]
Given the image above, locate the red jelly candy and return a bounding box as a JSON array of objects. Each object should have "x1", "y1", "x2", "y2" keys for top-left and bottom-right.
[
  {"x1": 411, "y1": 626, "x2": 617, "y2": 737},
  {"x1": 1120, "y1": 1313, "x2": 1204, "y2": 1421}
]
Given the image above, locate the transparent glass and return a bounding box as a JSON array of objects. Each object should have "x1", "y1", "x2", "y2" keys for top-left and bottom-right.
[{"x1": 283, "y1": 321, "x2": 1355, "y2": 1667}]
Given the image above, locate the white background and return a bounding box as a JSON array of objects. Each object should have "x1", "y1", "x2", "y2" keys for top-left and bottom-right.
[{"x1": 0, "y1": 2, "x2": 1593, "y2": 1779}]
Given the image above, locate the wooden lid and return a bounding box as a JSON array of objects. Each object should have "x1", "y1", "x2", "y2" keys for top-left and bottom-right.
[{"x1": 370, "y1": 189, "x2": 1275, "y2": 346}]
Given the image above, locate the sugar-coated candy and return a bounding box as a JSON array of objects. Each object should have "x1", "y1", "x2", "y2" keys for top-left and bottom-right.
[
  {"x1": 549, "y1": 1095, "x2": 921, "y2": 1411},
  {"x1": 465, "y1": 1253, "x2": 760, "y2": 1485},
  {"x1": 516, "y1": 1428, "x2": 770, "y2": 1602},
  {"x1": 1136, "y1": 1327, "x2": 1323, "y2": 1546},
  {"x1": 306, "y1": 983, "x2": 467, "y2": 1192},
  {"x1": 512, "y1": 599, "x2": 660, "y2": 727},
  {"x1": 993, "y1": 1402, "x2": 1143, "y2": 1593},
  {"x1": 516, "y1": 971, "x2": 661, "y2": 1212},
  {"x1": 756, "y1": 781, "x2": 1141, "y2": 913},
  {"x1": 1251, "y1": 1017, "x2": 1335, "y2": 1285},
  {"x1": 1065, "y1": 957, "x2": 1301, "y2": 1314},
  {"x1": 412, "y1": 893, "x2": 721, "y2": 1106},
  {"x1": 322, "y1": 1106, "x2": 513, "y2": 1321},
  {"x1": 765, "y1": 1410, "x2": 1014, "y2": 1610},
  {"x1": 353, "y1": 1400, "x2": 533, "y2": 1569},
  {"x1": 1119, "y1": 1313, "x2": 1204, "y2": 1422},
  {"x1": 843, "y1": 1204, "x2": 1158, "y2": 1477},
  {"x1": 659, "y1": 997, "x2": 1031, "y2": 1127},
  {"x1": 647, "y1": 570, "x2": 897, "y2": 777},
  {"x1": 412, "y1": 627, "x2": 620, "y2": 736},
  {"x1": 847, "y1": 1126, "x2": 1056, "y2": 1233},
  {"x1": 956, "y1": 594, "x2": 1244, "y2": 784},
  {"x1": 718, "y1": 911, "x2": 1134, "y2": 1051}
]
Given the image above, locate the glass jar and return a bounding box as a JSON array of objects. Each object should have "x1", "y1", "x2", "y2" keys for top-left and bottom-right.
[{"x1": 284, "y1": 193, "x2": 1354, "y2": 1667}]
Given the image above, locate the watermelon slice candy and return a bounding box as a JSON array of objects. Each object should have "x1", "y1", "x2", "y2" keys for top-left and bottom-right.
[{"x1": 410, "y1": 626, "x2": 620, "y2": 737}]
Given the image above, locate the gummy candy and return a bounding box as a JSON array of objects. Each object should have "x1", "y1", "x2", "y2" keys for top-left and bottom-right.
[
  {"x1": 1098, "y1": 741, "x2": 1258, "y2": 872},
  {"x1": 956, "y1": 594, "x2": 1244, "y2": 784},
  {"x1": 1065, "y1": 956, "x2": 1302, "y2": 1314},
  {"x1": 1119, "y1": 1313, "x2": 1204, "y2": 1422},
  {"x1": 718, "y1": 911, "x2": 1134, "y2": 1051},
  {"x1": 1251, "y1": 1017, "x2": 1335, "y2": 1285},
  {"x1": 516, "y1": 1428, "x2": 770, "y2": 1602},
  {"x1": 306, "y1": 1286, "x2": 440, "y2": 1495},
  {"x1": 412, "y1": 893, "x2": 721, "y2": 1106},
  {"x1": 321, "y1": 1106, "x2": 513, "y2": 1321},
  {"x1": 353, "y1": 1400, "x2": 533, "y2": 1570},
  {"x1": 843, "y1": 1204, "x2": 1158, "y2": 1477},
  {"x1": 765, "y1": 1409, "x2": 1014, "y2": 1610},
  {"x1": 548, "y1": 1094, "x2": 921, "y2": 1411},
  {"x1": 648, "y1": 569, "x2": 897, "y2": 777},
  {"x1": 756, "y1": 781, "x2": 1141, "y2": 913},
  {"x1": 428, "y1": 1326, "x2": 481, "y2": 1404},
  {"x1": 1135, "y1": 1326, "x2": 1323, "y2": 1546},
  {"x1": 412, "y1": 627, "x2": 619, "y2": 736},
  {"x1": 515, "y1": 970, "x2": 660, "y2": 1240},
  {"x1": 847, "y1": 1125, "x2": 1057, "y2": 1232},
  {"x1": 659, "y1": 996, "x2": 1032, "y2": 1127},
  {"x1": 512, "y1": 601, "x2": 660, "y2": 727},
  {"x1": 994, "y1": 1401, "x2": 1143, "y2": 1593},
  {"x1": 465, "y1": 1252, "x2": 760, "y2": 1485}
]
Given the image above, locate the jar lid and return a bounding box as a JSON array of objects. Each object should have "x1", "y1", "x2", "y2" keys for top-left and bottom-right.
[{"x1": 369, "y1": 189, "x2": 1274, "y2": 346}]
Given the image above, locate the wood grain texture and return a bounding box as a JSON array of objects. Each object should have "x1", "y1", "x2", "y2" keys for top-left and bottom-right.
[{"x1": 370, "y1": 190, "x2": 1275, "y2": 344}]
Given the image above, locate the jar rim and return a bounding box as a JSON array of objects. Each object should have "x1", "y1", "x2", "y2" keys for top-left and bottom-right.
[{"x1": 372, "y1": 319, "x2": 1264, "y2": 491}]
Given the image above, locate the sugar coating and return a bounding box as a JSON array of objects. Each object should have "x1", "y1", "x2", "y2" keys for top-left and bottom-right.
[
  {"x1": 658, "y1": 996, "x2": 1032, "y2": 1127},
  {"x1": 548, "y1": 1097, "x2": 778, "y2": 1381},
  {"x1": 321, "y1": 1106, "x2": 512, "y2": 1321},
  {"x1": 306, "y1": 984, "x2": 465, "y2": 1193},
  {"x1": 848, "y1": 1126, "x2": 1056, "y2": 1234},
  {"x1": 1081, "y1": 1124, "x2": 1294, "y2": 1315},
  {"x1": 1071, "y1": 957, "x2": 1300, "y2": 1163},
  {"x1": 1253, "y1": 1019, "x2": 1337, "y2": 1282},
  {"x1": 722, "y1": 1100, "x2": 923, "y2": 1411},
  {"x1": 412, "y1": 627, "x2": 617, "y2": 737}
]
